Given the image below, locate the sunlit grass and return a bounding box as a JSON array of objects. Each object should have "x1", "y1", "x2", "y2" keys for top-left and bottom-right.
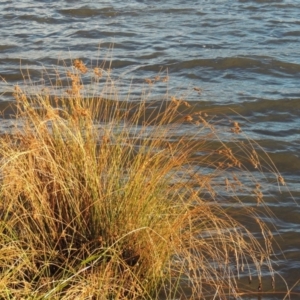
[{"x1": 0, "y1": 58, "x2": 285, "y2": 299}]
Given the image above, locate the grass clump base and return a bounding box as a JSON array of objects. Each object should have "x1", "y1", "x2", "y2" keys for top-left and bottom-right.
[{"x1": 0, "y1": 60, "x2": 281, "y2": 299}]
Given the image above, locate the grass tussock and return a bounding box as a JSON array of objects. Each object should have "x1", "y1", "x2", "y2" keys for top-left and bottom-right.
[{"x1": 0, "y1": 59, "x2": 282, "y2": 299}]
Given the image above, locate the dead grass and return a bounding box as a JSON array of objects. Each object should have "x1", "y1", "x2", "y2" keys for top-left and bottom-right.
[{"x1": 0, "y1": 59, "x2": 284, "y2": 299}]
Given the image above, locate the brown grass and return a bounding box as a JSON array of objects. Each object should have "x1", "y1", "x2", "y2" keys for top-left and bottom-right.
[{"x1": 0, "y1": 59, "x2": 285, "y2": 299}]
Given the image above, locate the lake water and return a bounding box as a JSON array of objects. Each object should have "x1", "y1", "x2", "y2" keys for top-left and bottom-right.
[{"x1": 1, "y1": 0, "x2": 300, "y2": 299}]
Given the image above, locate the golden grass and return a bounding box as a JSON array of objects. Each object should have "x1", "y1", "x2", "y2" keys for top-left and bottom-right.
[{"x1": 0, "y1": 59, "x2": 285, "y2": 299}]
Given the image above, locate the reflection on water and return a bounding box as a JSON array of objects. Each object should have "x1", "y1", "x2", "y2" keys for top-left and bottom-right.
[{"x1": 1, "y1": 0, "x2": 300, "y2": 298}]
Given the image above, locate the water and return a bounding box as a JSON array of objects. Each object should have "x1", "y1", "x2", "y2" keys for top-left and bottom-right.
[{"x1": 1, "y1": 0, "x2": 300, "y2": 298}]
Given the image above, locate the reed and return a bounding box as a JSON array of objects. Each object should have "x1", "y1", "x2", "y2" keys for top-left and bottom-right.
[{"x1": 0, "y1": 59, "x2": 281, "y2": 299}]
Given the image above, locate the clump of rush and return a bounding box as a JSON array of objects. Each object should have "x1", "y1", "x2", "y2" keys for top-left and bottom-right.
[{"x1": 0, "y1": 58, "x2": 286, "y2": 299}]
